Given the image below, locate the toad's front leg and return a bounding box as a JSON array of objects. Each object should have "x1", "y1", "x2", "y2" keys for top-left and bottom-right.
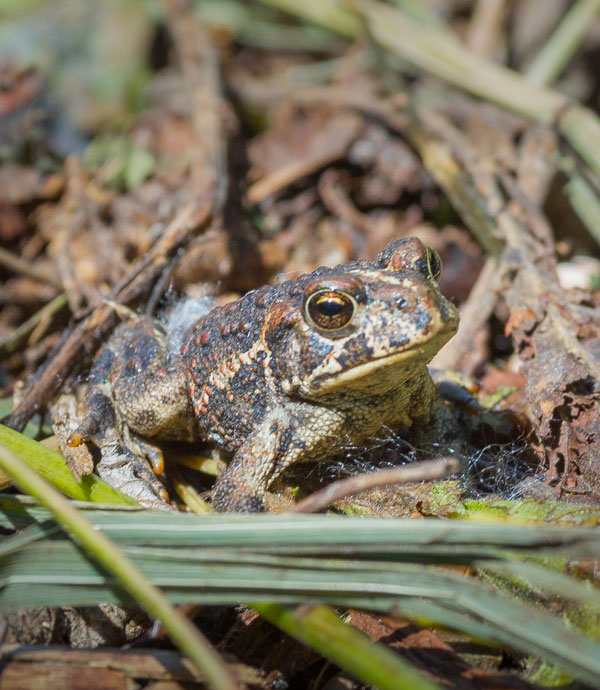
[
  {"x1": 212, "y1": 406, "x2": 344, "y2": 512},
  {"x1": 211, "y1": 411, "x2": 292, "y2": 512}
]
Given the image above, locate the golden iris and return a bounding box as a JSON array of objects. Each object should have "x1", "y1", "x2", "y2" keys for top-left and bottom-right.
[{"x1": 305, "y1": 289, "x2": 356, "y2": 331}]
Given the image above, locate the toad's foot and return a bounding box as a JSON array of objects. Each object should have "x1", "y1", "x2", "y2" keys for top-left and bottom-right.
[{"x1": 68, "y1": 385, "x2": 170, "y2": 508}]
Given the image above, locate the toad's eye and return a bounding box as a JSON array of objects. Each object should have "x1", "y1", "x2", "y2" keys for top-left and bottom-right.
[
  {"x1": 305, "y1": 290, "x2": 356, "y2": 331},
  {"x1": 425, "y1": 247, "x2": 442, "y2": 281}
]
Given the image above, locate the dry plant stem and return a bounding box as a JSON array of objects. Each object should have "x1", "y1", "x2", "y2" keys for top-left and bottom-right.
[
  {"x1": 407, "y1": 120, "x2": 503, "y2": 257},
  {"x1": 0, "y1": 246, "x2": 61, "y2": 289},
  {"x1": 291, "y1": 85, "x2": 407, "y2": 132},
  {"x1": 0, "y1": 293, "x2": 67, "y2": 356},
  {"x1": 431, "y1": 257, "x2": 499, "y2": 372},
  {"x1": 515, "y1": 127, "x2": 559, "y2": 205},
  {"x1": 290, "y1": 457, "x2": 460, "y2": 514},
  {"x1": 0, "y1": 647, "x2": 262, "y2": 687},
  {"x1": 247, "y1": 139, "x2": 355, "y2": 204},
  {"x1": 525, "y1": 0, "x2": 600, "y2": 87},
  {"x1": 466, "y1": 0, "x2": 506, "y2": 57},
  {"x1": 563, "y1": 172, "x2": 600, "y2": 246},
  {"x1": 145, "y1": 248, "x2": 184, "y2": 317},
  {"x1": 0, "y1": 444, "x2": 239, "y2": 690}
]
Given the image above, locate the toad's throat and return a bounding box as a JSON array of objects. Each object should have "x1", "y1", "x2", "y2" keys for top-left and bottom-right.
[{"x1": 306, "y1": 330, "x2": 455, "y2": 396}]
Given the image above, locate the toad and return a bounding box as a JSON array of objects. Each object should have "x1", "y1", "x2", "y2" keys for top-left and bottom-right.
[{"x1": 69, "y1": 237, "x2": 460, "y2": 512}]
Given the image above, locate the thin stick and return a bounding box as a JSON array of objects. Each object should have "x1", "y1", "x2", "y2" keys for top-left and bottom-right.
[
  {"x1": 289, "y1": 456, "x2": 460, "y2": 514},
  {"x1": 0, "y1": 293, "x2": 68, "y2": 356},
  {"x1": 247, "y1": 146, "x2": 350, "y2": 204},
  {"x1": 466, "y1": 0, "x2": 506, "y2": 57},
  {"x1": 0, "y1": 246, "x2": 61, "y2": 289}
]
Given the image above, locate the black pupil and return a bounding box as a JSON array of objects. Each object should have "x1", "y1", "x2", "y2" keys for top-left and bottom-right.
[
  {"x1": 317, "y1": 298, "x2": 343, "y2": 316},
  {"x1": 307, "y1": 290, "x2": 355, "y2": 330}
]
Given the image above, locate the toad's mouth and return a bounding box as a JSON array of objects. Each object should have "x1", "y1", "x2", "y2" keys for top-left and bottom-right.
[{"x1": 306, "y1": 328, "x2": 456, "y2": 396}]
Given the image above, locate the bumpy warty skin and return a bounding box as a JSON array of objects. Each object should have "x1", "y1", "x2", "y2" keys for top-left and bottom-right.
[{"x1": 74, "y1": 237, "x2": 459, "y2": 512}]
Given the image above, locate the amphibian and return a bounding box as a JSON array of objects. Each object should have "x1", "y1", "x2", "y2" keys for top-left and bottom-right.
[{"x1": 69, "y1": 237, "x2": 460, "y2": 512}]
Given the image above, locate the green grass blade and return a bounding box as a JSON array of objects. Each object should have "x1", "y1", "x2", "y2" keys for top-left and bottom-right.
[
  {"x1": 524, "y1": 0, "x2": 600, "y2": 87},
  {"x1": 254, "y1": 603, "x2": 442, "y2": 690},
  {"x1": 0, "y1": 424, "x2": 139, "y2": 506},
  {"x1": 479, "y1": 559, "x2": 600, "y2": 607},
  {"x1": 563, "y1": 172, "x2": 600, "y2": 247},
  {"x1": 1, "y1": 500, "x2": 599, "y2": 558}
]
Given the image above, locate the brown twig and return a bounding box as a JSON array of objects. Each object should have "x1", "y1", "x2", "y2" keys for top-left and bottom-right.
[
  {"x1": 163, "y1": 0, "x2": 263, "y2": 293},
  {"x1": 0, "y1": 293, "x2": 68, "y2": 357},
  {"x1": 144, "y1": 248, "x2": 184, "y2": 317},
  {"x1": 106, "y1": 204, "x2": 212, "y2": 306},
  {"x1": 466, "y1": 0, "x2": 506, "y2": 57},
  {"x1": 247, "y1": 113, "x2": 361, "y2": 204},
  {"x1": 318, "y1": 168, "x2": 375, "y2": 234},
  {"x1": 0, "y1": 645, "x2": 259, "y2": 688},
  {"x1": 0, "y1": 246, "x2": 61, "y2": 289},
  {"x1": 289, "y1": 457, "x2": 460, "y2": 514},
  {"x1": 407, "y1": 98, "x2": 505, "y2": 257}
]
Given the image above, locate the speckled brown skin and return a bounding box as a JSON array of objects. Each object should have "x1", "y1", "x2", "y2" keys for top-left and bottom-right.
[{"x1": 74, "y1": 237, "x2": 459, "y2": 512}]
